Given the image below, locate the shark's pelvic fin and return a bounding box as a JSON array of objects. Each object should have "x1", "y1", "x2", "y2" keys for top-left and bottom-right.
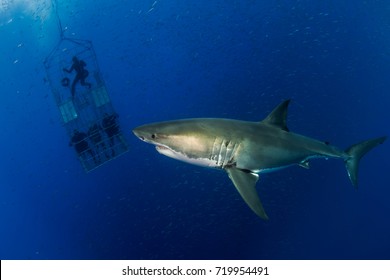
[
  {"x1": 261, "y1": 99, "x2": 291, "y2": 131},
  {"x1": 345, "y1": 136, "x2": 387, "y2": 188},
  {"x1": 299, "y1": 159, "x2": 310, "y2": 169},
  {"x1": 226, "y1": 168, "x2": 269, "y2": 220}
]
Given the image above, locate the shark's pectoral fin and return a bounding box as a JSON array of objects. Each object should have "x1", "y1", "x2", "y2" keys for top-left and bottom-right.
[{"x1": 226, "y1": 168, "x2": 269, "y2": 220}]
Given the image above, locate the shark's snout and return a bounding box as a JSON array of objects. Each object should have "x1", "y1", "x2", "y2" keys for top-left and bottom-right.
[{"x1": 132, "y1": 128, "x2": 145, "y2": 141}]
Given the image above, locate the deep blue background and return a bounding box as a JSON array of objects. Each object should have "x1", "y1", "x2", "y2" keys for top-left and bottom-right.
[{"x1": 1, "y1": 0, "x2": 389, "y2": 259}]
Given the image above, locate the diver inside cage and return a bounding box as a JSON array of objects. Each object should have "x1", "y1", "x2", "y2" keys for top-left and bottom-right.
[
  {"x1": 63, "y1": 56, "x2": 92, "y2": 98},
  {"x1": 88, "y1": 122, "x2": 111, "y2": 161},
  {"x1": 69, "y1": 129, "x2": 98, "y2": 165},
  {"x1": 102, "y1": 113, "x2": 128, "y2": 157}
]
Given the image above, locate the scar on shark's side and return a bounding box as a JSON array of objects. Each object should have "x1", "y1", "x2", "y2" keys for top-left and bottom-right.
[{"x1": 133, "y1": 100, "x2": 386, "y2": 220}]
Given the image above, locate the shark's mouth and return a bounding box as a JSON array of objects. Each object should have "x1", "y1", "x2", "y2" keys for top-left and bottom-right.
[
  {"x1": 155, "y1": 144, "x2": 221, "y2": 169},
  {"x1": 156, "y1": 145, "x2": 170, "y2": 151},
  {"x1": 155, "y1": 145, "x2": 177, "y2": 156},
  {"x1": 155, "y1": 144, "x2": 183, "y2": 159}
]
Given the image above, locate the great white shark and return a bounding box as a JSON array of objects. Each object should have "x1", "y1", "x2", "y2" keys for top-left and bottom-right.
[{"x1": 133, "y1": 100, "x2": 386, "y2": 220}]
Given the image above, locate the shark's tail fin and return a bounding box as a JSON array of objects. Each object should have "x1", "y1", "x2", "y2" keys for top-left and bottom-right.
[{"x1": 345, "y1": 136, "x2": 386, "y2": 187}]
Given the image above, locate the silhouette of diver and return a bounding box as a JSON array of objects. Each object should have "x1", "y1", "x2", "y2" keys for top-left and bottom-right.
[
  {"x1": 102, "y1": 113, "x2": 127, "y2": 157},
  {"x1": 88, "y1": 123, "x2": 110, "y2": 160},
  {"x1": 63, "y1": 56, "x2": 92, "y2": 98},
  {"x1": 70, "y1": 129, "x2": 98, "y2": 165}
]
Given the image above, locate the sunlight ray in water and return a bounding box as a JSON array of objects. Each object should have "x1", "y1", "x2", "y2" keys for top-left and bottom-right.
[{"x1": 0, "y1": 0, "x2": 52, "y2": 26}]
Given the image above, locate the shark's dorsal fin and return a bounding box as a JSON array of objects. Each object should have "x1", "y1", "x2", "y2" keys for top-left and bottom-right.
[
  {"x1": 226, "y1": 168, "x2": 269, "y2": 220},
  {"x1": 261, "y1": 99, "x2": 291, "y2": 131}
]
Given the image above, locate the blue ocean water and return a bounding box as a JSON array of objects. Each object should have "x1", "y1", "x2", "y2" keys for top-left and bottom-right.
[{"x1": 1, "y1": 0, "x2": 389, "y2": 260}]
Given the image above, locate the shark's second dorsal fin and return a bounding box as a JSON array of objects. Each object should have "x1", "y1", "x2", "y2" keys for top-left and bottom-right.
[{"x1": 261, "y1": 99, "x2": 291, "y2": 131}]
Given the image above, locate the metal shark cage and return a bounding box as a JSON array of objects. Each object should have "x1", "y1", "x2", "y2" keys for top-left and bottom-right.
[{"x1": 44, "y1": 37, "x2": 129, "y2": 172}]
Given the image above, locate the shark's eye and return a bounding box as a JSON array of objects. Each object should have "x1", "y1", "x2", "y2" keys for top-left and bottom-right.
[{"x1": 151, "y1": 134, "x2": 156, "y2": 139}]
